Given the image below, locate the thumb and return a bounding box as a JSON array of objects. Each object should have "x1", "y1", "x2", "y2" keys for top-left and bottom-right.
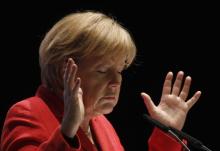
[{"x1": 141, "y1": 92, "x2": 155, "y2": 114}]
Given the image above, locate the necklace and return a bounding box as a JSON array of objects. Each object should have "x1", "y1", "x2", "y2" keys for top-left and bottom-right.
[
  {"x1": 85, "y1": 126, "x2": 91, "y2": 136},
  {"x1": 84, "y1": 126, "x2": 96, "y2": 145}
]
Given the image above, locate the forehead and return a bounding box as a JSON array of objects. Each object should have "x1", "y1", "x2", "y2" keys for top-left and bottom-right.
[{"x1": 80, "y1": 55, "x2": 127, "y2": 68}]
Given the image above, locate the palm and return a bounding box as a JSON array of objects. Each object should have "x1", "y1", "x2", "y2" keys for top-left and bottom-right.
[
  {"x1": 142, "y1": 71, "x2": 201, "y2": 130},
  {"x1": 156, "y1": 94, "x2": 188, "y2": 130},
  {"x1": 61, "y1": 58, "x2": 85, "y2": 137}
]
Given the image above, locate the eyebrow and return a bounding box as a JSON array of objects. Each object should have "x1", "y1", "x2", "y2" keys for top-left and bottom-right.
[
  {"x1": 95, "y1": 62, "x2": 126, "y2": 71},
  {"x1": 93, "y1": 56, "x2": 127, "y2": 69}
]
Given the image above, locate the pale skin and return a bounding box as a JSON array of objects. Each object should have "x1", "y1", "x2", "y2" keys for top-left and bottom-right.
[
  {"x1": 61, "y1": 56, "x2": 123, "y2": 140},
  {"x1": 141, "y1": 71, "x2": 201, "y2": 130},
  {"x1": 61, "y1": 57, "x2": 201, "y2": 142},
  {"x1": 61, "y1": 58, "x2": 84, "y2": 138}
]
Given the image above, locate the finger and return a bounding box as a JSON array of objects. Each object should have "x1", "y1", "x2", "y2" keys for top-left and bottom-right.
[
  {"x1": 64, "y1": 58, "x2": 72, "y2": 86},
  {"x1": 78, "y1": 87, "x2": 83, "y2": 99},
  {"x1": 69, "y1": 64, "x2": 78, "y2": 90},
  {"x1": 186, "y1": 91, "x2": 201, "y2": 109},
  {"x1": 75, "y1": 78, "x2": 82, "y2": 95},
  {"x1": 141, "y1": 92, "x2": 156, "y2": 115},
  {"x1": 162, "y1": 72, "x2": 173, "y2": 95},
  {"x1": 179, "y1": 76, "x2": 191, "y2": 100},
  {"x1": 171, "y1": 71, "x2": 184, "y2": 96},
  {"x1": 73, "y1": 78, "x2": 82, "y2": 99}
]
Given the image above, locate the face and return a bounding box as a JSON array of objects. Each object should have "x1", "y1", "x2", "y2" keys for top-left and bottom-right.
[{"x1": 77, "y1": 55, "x2": 126, "y2": 117}]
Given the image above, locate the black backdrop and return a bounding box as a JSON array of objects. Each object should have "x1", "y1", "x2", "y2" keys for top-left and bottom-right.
[{"x1": 0, "y1": 1, "x2": 219, "y2": 150}]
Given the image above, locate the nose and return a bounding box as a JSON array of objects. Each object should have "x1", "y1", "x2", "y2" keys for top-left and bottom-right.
[{"x1": 108, "y1": 72, "x2": 122, "y2": 89}]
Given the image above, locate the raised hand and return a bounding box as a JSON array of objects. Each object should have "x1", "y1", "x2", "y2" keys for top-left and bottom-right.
[
  {"x1": 61, "y1": 58, "x2": 84, "y2": 138},
  {"x1": 141, "y1": 71, "x2": 201, "y2": 130}
]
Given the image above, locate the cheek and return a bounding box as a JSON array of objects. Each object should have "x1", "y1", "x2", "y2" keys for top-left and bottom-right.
[{"x1": 81, "y1": 76, "x2": 108, "y2": 104}]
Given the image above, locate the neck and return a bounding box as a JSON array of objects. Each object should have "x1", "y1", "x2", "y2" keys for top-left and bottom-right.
[
  {"x1": 80, "y1": 108, "x2": 97, "y2": 132},
  {"x1": 80, "y1": 114, "x2": 92, "y2": 135},
  {"x1": 80, "y1": 115, "x2": 96, "y2": 144}
]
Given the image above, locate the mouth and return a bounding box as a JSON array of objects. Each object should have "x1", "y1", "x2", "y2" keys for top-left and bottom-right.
[{"x1": 101, "y1": 96, "x2": 116, "y2": 100}]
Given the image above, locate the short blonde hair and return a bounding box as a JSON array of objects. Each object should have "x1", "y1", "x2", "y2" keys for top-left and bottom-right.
[{"x1": 39, "y1": 10, "x2": 137, "y2": 92}]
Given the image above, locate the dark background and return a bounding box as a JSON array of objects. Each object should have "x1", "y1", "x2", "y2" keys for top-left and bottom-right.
[{"x1": 0, "y1": 1, "x2": 219, "y2": 151}]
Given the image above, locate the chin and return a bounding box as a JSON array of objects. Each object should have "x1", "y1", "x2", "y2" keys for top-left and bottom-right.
[{"x1": 95, "y1": 103, "x2": 115, "y2": 115}]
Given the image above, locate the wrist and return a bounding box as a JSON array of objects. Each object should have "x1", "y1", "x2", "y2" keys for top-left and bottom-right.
[{"x1": 61, "y1": 118, "x2": 80, "y2": 138}]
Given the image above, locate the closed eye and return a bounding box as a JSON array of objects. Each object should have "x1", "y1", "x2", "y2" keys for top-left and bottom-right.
[
  {"x1": 97, "y1": 70, "x2": 107, "y2": 74},
  {"x1": 118, "y1": 71, "x2": 122, "y2": 74}
]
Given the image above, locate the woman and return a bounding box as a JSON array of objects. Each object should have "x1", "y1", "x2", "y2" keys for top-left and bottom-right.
[{"x1": 1, "y1": 10, "x2": 201, "y2": 151}]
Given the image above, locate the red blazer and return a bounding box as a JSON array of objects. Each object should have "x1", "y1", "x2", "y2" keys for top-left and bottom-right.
[{"x1": 1, "y1": 85, "x2": 184, "y2": 151}]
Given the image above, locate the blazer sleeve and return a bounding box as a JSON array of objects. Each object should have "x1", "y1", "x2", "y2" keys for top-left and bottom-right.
[
  {"x1": 148, "y1": 128, "x2": 186, "y2": 151},
  {"x1": 1, "y1": 101, "x2": 81, "y2": 151}
]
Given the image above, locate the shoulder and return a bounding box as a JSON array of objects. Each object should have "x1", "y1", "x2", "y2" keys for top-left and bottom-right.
[
  {"x1": 10, "y1": 96, "x2": 45, "y2": 111},
  {"x1": 4, "y1": 96, "x2": 58, "y2": 131},
  {"x1": 6, "y1": 96, "x2": 47, "y2": 118}
]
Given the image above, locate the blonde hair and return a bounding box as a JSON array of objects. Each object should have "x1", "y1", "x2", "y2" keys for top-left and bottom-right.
[{"x1": 39, "y1": 10, "x2": 137, "y2": 92}]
